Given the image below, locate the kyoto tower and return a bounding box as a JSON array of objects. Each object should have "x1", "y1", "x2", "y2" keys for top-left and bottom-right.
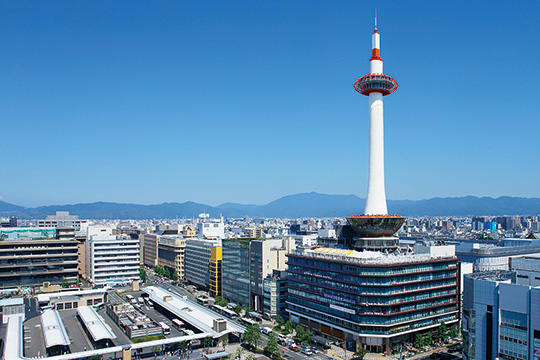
[{"x1": 346, "y1": 11, "x2": 405, "y2": 251}]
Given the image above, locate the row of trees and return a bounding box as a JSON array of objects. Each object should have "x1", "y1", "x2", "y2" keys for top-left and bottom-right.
[
  {"x1": 153, "y1": 265, "x2": 180, "y2": 282},
  {"x1": 413, "y1": 322, "x2": 458, "y2": 348}
]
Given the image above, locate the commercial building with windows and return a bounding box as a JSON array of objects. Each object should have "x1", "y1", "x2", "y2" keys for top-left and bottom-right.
[
  {"x1": 86, "y1": 226, "x2": 140, "y2": 286},
  {"x1": 0, "y1": 238, "x2": 79, "y2": 288},
  {"x1": 140, "y1": 233, "x2": 160, "y2": 268},
  {"x1": 222, "y1": 239, "x2": 251, "y2": 306},
  {"x1": 462, "y1": 270, "x2": 540, "y2": 360},
  {"x1": 157, "y1": 235, "x2": 186, "y2": 279},
  {"x1": 263, "y1": 269, "x2": 288, "y2": 321},
  {"x1": 38, "y1": 211, "x2": 88, "y2": 232},
  {"x1": 185, "y1": 238, "x2": 222, "y2": 289},
  {"x1": 250, "y1": 238, "x2": 295, "y2": 311},
  {"x1": 286, "y1": 247, "x2": 460, "y2": 353}
]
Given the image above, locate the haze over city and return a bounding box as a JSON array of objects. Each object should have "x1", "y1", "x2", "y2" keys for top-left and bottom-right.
[{"x1": 2, "y1": 1, "x2": 540, "y2": 207}]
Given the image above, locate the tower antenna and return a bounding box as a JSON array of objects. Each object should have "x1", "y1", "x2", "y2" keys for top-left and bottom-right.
[{"x1": 375, "y1": 9, "x2": 377, "y2": 30}]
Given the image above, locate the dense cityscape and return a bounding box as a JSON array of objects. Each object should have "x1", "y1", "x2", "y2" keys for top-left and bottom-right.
[{"x1": 2, "y1": 4, "x2": 540, "y2": 360}]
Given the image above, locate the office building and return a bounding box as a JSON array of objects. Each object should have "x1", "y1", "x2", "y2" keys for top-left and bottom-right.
[
  {"x1": 140, "y1": 233, "x2": 160, "y2": 268},
  {"x1": 86, "y1": 226, "x2": 140, "y2": 286},
  {"x1": 38, "y1": 211, "x2": 88, "y2": 232},
  {"x1": 462, "y1": 270, "x2": 540, "y2": 360},
  {"x1": 222, "y1": 239, "x2": 251, "y2": 306},
  {"x1": 185, "y1": 238, "x2": 222, "y2": 289},
  {"x1": 0, "y1": 227, "x2": 56, "y2": 240},
  {"x1": 157, "y1": 235, "x2": 186, "y2": 279},
  {"x1": 287, "y1": 247, "x2": 460, "y2": 353},
  {"x1": 250, "y1": 238, "x2": 295, "y2": 311},
  {"x1": 0, "y1": 216, "x2": 17, "y2": 228},
  {"x1": 263, "y1": 269, "x2": 288, "y2": 321},
  {"x1": 0, "y1": 238, "x2": 79, "y2": 288},
  {"x1": 198, "y1": 216, "x2": 225, "y2": 240}
]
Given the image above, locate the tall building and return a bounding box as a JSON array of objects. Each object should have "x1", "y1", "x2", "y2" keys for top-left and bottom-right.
[
  {"x1": 250, "y1": 238, "x2": 295, "y2": 311},
  {"x1": 263, "y1": 269, "x2": 289, "y2": 321},
  {"x1": 222, "y1": 239, "x2": 251, "y2": 306},
  {"x1": 185, "y1": 238, "x2": 222, "y2": 289},
  {"x1": 462, "y1": 270, "x2": 540, "y2": 360},
  {"x1": 38, "y1": 211, "x2": 88, "y2": 232},
  {"x1": 157, "y1": 235, "x2": 186, "y2": 279},
  {"x1": 86, "y1": 226, "x2": 140, "y2": 286},
  {"x1": 285, "y1": 15, "x2": 459, "y2": 354},
  {"x1": 0, "y1": 238, "x2": 79, "y2": 288},
  {"x1": 140, "y1": 233, "x2": 160, "y2": 268}
]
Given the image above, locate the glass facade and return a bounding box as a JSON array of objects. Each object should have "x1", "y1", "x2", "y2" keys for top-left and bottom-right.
[
  {"x1": 222, "y1": 239, "x2": 250, "y2": 306},
  {"x1": 286, "y1": 250, "x2": 459, "y2": 345},
  {"x1": 499, "y1": 310, "x2": 528, "y2": 360}
]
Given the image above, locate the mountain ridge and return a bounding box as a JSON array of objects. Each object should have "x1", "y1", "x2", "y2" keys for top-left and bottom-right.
[{"x1": 1, "y1": 193, "x2": 540, "y2": 219}]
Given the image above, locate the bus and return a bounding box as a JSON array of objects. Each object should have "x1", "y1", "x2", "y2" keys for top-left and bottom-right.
[
  {"x1": 159, "y1": 322, "x2": 171, "y2": 335},
  {"x1": 222, "y1": 308, "x2": 237, "y2": 319},
  {"x1": 126, "y1": 294, "x2": 137, "y2": 305},
  {"x1": 172, "y1": 319, "x2": 184, "y2": 329},
  {"x1": 240, "y1": 317, "x2": 258, "y2": 326}
]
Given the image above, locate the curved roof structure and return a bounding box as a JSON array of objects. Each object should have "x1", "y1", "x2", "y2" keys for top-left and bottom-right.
[
  {"x1": 77, "y1": 306, "x2": 116, "y2": 341},
  {"x1": 41, "y1": 310, "x2": 71, "y2": 348}
]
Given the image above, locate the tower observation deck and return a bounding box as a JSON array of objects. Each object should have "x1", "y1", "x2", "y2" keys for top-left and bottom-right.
[{"x1": 346, "y1": 12, "x2": 405, "y2": 250}]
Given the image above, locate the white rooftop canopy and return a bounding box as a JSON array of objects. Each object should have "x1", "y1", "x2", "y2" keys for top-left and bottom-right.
[
  {"x1": 41, "y1": 310, "x2": 71, "y2": 348},
  {"x1": 77, "y1": 306, "x2": 116, "y2": 341}
]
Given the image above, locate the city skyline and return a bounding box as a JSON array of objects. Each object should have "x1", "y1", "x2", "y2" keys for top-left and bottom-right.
[{"x1": 2, "y1": 2, "x2": 540, "y2": 207}]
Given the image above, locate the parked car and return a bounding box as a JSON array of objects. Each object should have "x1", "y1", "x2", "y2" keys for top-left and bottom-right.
[{"x1": 310, "y1": 347, "x2": 319, "y2": 354}]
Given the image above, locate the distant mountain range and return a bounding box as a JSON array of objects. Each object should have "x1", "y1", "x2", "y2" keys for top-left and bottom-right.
[{"x1": 1, "y1": 193, "x2": 540, "y2": 219}]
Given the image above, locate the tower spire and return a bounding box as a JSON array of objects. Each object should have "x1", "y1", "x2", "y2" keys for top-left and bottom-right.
[{"x1": 374, "y1": 9, "x2": 377, "y2": 30}]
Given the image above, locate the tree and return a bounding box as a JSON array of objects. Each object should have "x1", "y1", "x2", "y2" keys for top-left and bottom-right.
[
  {"x1": 438, "y1": 321, "x2": 448, "y2": 342},
  {"x1": 177, "y1": 340, "x2": 189, "y2": 351},
  {"x1": 424, "y1": 333, "x2": 432, "y2": 346},
  {"x1": 203, "y1": 336, "x2": 213, "y2": 352},
  {"x1": 154, "y1": 265, "x2": 161, "y2": 274},
  {"x1": 243, "y1": 324, "x2": 261, "y2": 350},
  {"x1": 140, "y1": 268, "x2": 147, "y2": 281},
  {"x1": 353, "y1": 348, "x2": 368, "y2": 360},
  {"x1": 277, "y1": 315, "x2": 285, "y2": 327},
  {"x1": 76, "y1": 275, "x2": 81, "y2": 287},
  {"x1": 294, "y1": 325, "x2": 312, "y2": 344},
  {"x1": 163, "y1": 268, "x2": 170, "y2": 278},
  {"x1": 264, "y1": 333, "x2": 279, "y2": 357},
  {"x1": 414, "y1": 333, "x2": 424, "y2": 348},
  {"x1": 283, "y1": 320, "x2": 293, "y2": 335},
  {"x1": 231, "y1": 346, "x2": 245, "y2": 360},
  {"x1": 215, "y1": 296, "x2": 227, "y2": 307},
  {"x1": 234, "y1": 304, "x2": 243, "y2": 315},
  {"x1": 61, "y1": 278, "x2": 69, "y2": 289},
  {"x1": 220, "y1": 338, "x2": 228, "y2": 351},
  {"x1": 448, "y1": 325, "x2": 458, "y2": 339},
  {"x1": 172, "y1": 272, "x2": 179, "y2": 283}
]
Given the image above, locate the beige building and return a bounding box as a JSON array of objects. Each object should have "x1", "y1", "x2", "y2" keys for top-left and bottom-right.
[
  {"x1": 157, "y1": 235, "x2": 186, "y2": 279},
  {"x1": 182, "y1": 225, "x2": 197, "y2": 237},
  {"x1": 140, "y1": 233, "x2": 160, "y2": 268}
]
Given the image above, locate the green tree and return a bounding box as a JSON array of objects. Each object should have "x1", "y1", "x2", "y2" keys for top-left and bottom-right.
[
  {"x1": 231, "y1": 347, "x2": 245, "y2": 360},
  {"x1": 203, "y1": 336, "x2": 213, "y2": 352},
  {"x1": 424, "y1": 333, "x2": 432, "y2": 346},
  {"x1": 215, "y1": 296, "x2": 227, "y2": 307},
  {"x1": 283, "y1": 320, "x2": 293, "y2": 335},
  {"x1": 172, "y1": 272, "x2": 179, "y2": 282},
  {"x1": 234, "y1": 304, "x2": 243, "y2": 315},
  {"x1": 264, "y1": 333, "x2": 279, "y2": 357},
  {"x1": 140, "y1": 268, "x2": 147, "y2": 281},
  {"x1": 154, "y1": 266, "x2": 161, "y2": 275},
  {"x1": 61, "y1": 278, "x2": 69, "y2": 289},
  {"x1": 448, "y1": 326, "x2": 458, "y2": 339},
  {"x1": 277, "y1": 315, "x2": 285, "y2": 327},
  {"x1": 243, "y1": 324, "x2": 261, "y2": 350},
  {"x1": 163, "y1": 268, "x2": 170, "y2": 278},
  {"x1": 177, "y1": 340, "x2": 189, "y2": 351},
  {"x1": 353, "y1": 348, "x2": 368, "y2": 360},
  {"x1": 76, "y1": 275, "x2": 81, "y2": 287},
  {"x1": 294, "y1": 325, "x2": 312, "y2": 344},
  {"x1": 414, "y1": 333, "x2": 424, "y2": 348},
  {"x1": 438, "y1": 321, "x2": 448, "y2": 341}
]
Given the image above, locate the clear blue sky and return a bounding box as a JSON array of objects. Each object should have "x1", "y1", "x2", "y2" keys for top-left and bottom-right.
[{"x1": 2, "y1": 1, "x2": 540, "y2": 207}]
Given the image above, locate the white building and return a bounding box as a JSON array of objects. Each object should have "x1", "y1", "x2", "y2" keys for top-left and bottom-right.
[
  {"x1": 38, "y1": 211, "x2": 88, "y2": 232},
  {"x1": 86, "y1": 226, "x2": 140, "y2": 286},
  {"x1": 197, "y1": 216, "x2": 225, "y2": 240}
]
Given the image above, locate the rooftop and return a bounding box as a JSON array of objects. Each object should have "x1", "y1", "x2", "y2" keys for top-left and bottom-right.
[
  {"x1": 77, "y1": 306, "x2": 117, "y2": 341},
  {"x1": 465, "y1": 270, "x2": 516, "y2": 282},
  {"x1": 143, "y1": 286, "x2": 244, "y2": 338},
  {"x1": 41, "y1": 310, "x2": 70, "y2": 348}
]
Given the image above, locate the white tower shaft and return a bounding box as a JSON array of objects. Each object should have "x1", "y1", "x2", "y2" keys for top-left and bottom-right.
[{"x1": 364, "y1": 25, "x2": 388, "y2": 215}]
